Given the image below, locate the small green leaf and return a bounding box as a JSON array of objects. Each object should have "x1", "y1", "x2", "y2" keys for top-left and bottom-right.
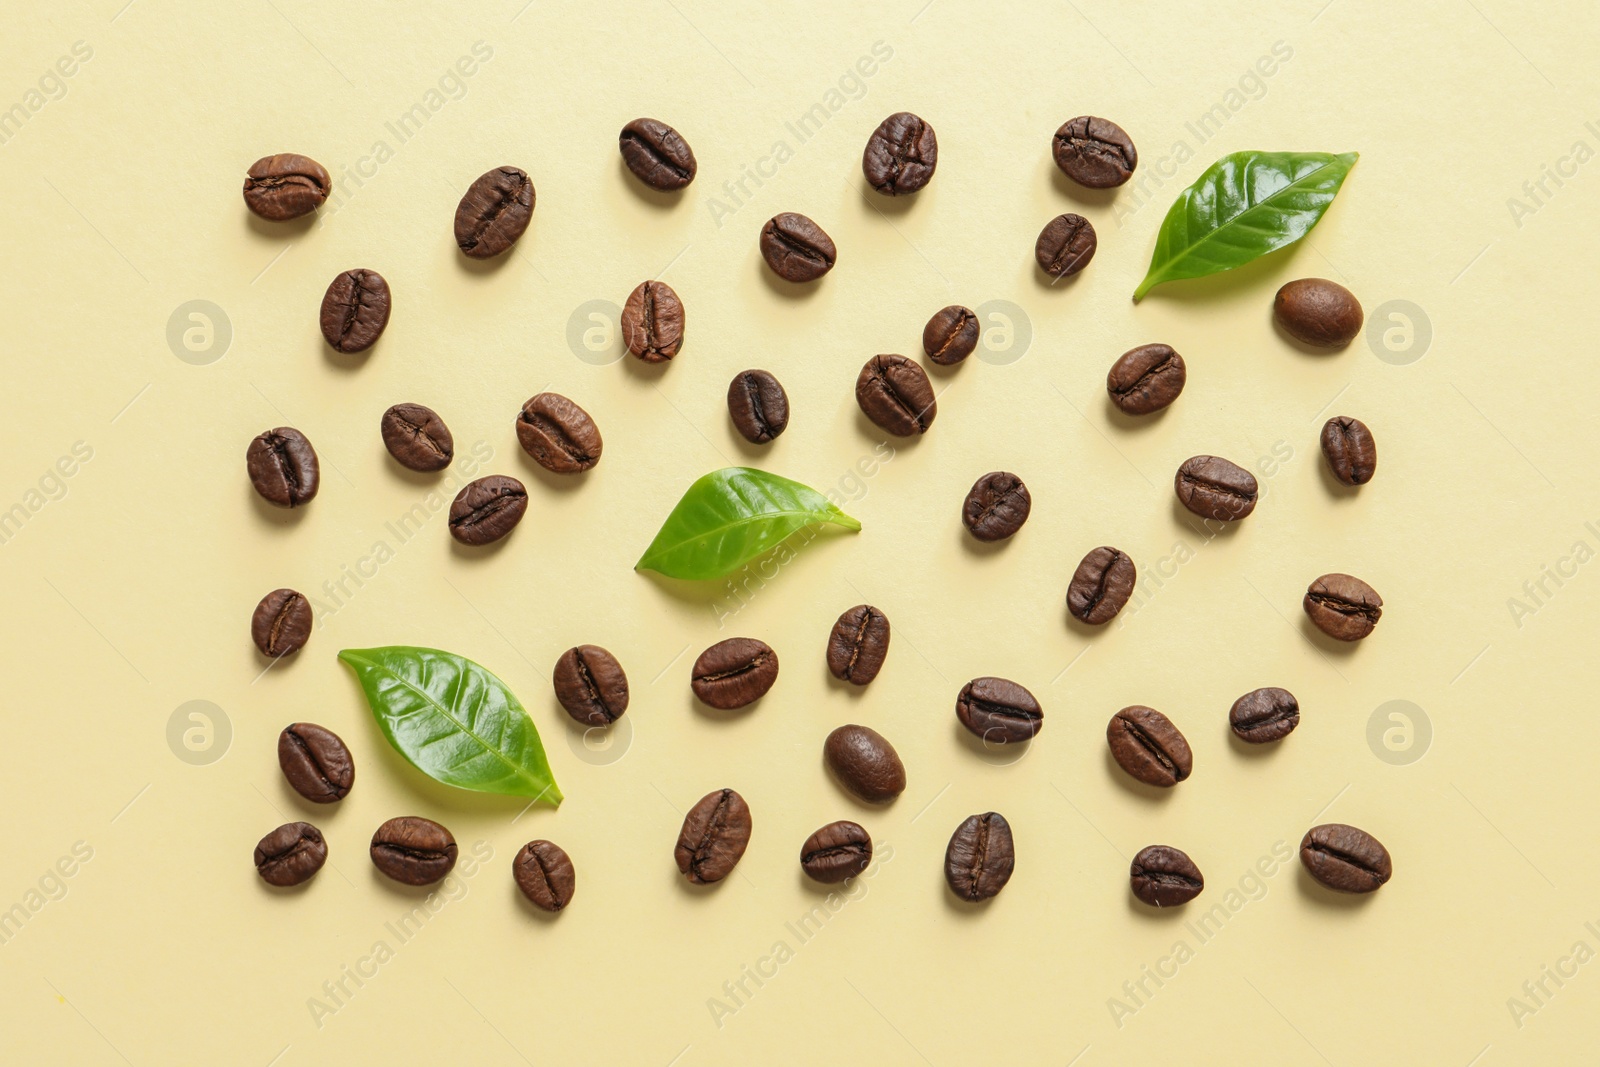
[
  {"x1": 636, "y1": 467, "x2": 861, "y2": 581},
  {"x1": 338, "y1": 646, "x2": 561, "y2": 804},
  {"x1": 1134, "y1": 150, "x2": 1358, "y2": 300}
]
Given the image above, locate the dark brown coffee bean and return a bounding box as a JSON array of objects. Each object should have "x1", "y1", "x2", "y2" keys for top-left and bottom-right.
[
  {"x1": 1321, "y1": 416, "x2": 1377, "y2": 486},
  {"x1": 251, "y1": 589, "x2": 311, "y2": 658},
  {"x1": 1274, "y1": 278, "x2": 1363, "y2": 347},
  {"x1": 1052, "y1": 116, "x2": 1138, "y2": 188},
  {"x1": 956, "y1": 677, "x2": 1043, "y2": 744},
  {"x1": 1303, "y1": 573, "x2": 1382, "y2": 641},
  {"x1": 800, "y1": 821, "x2": 872, "y2": 884},
  {"x1": 675, "y1": 788, "x2": 752, "y2": 885},
  {"x1": 962, "y1": 472, "x2": 1030, "y2": 542},
  {"x1": 1130, "y1": 845, "x2": 1204, "y2": 907},
  {"x1": 552, "y1": 644, "x2": 629, "y2": 726},
  {"x1": 515, "y1": 392, "x2": 602, "y2": 474},
  {"x1": 1107, "y1": 344, "x2": 1185, "y2": 415},
  {"x1": 254, "y1": 822, "x2": 327, "y2": 886},
  {"x1": 691, "y1": 638, "x2": 778, "y2": 709},
  {"x1": 1229, "y1": 687, "x2": 1300, "y2": 744},
  {"x1": 1175, "y1": 455, "x2": 1259, "y2": 522},
  {"x1": 277, "y1": 722, "x2": 354, "y2": 802},
  {"x1": 380, "y1": 403, "x2": 453, "y2": 472},
  {"x1": 856, "y1": 354, "x2": 936, "y2": 436},
  {"x1": 619, "y1": 117, "x2": 696, "y2": 190},
  {"x1": 621, "y1": 280, "x2": 684, "y2": 363},
  {"x1": 1067, "y1": 546, "x2": 1136, "y2": 625},
  {"x1": 243, "y1": 153, "x2": 330, "y2": 221},
  {"x1": 826, "y1": 604, "x2": 890, "y2": 685},
  {"x1": 1107, "y1": 706, "x2": 1192, "y2": 788},
  {"x1": 247, "y1": 427, "x2": 319, "y2": 508},
  {"x1": 760, "y1": 212, "x2": 836, "y2": 282},
  {"x1": 824, "y1": 725, "x2": 906, "y2": 803},
  {"x1": 448, "y1": 475, "x2": 527, "y2": 545},
  {"x1": 1035, "y1": 213, "x2": 1097, "y2": 278},
  {"x1": 319, "y1": 269, "x2": 391, "y2": 353},
  {"x1": 922, "y1": 305, "x2": 978, "y2": 366},
  {"x1": 513, "y1": 840, "x2": 576, "y2": 911},
  {"x1": 454, "y1": 166, "x2": 534, "y2": 259},
  {"x1": 945, "y1": 812, "x2": 1014, "y2": 902},
  {"x1": 1300, "y1": 823, "x2": 1391, "y2": 893},
  {"x1": 370, "y1": 817, "x2": 458, "y2": 886},
  {"x1": 862, "y1": 112, "x2": 938, "y2": 195},
  {"x1": 727, "y1": 370, "x2": 789, "y2": 444}
]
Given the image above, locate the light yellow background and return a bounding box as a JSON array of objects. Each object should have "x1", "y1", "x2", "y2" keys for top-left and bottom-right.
[{"x1": 2, "y1": 1, "x2": 1597, "y2": 1063}]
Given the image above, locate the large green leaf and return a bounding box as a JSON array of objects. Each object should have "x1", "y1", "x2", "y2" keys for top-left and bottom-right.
[
  {"x1": 636, "y1": 467, "x2": 861, "y2": 581},
  {"x1": 1133, "y1": 150, "x2": 1358, "y2": 300},
  {"x1": 338, "y1": 646, "x2": 561, "y2": 804}
]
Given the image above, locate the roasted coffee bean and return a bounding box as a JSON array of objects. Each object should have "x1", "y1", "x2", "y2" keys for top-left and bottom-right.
[
  {"x1": 619, "y1": 117, "x2": 697, "y2": 191},
  {"x1": 1034, "y1": 213, "x2": 1097, "y2": 278},
  {"x1": 515, "y1": 392, "x2": 603, "y2": 474},
  {"x1": 1130, "y1": 845, "x2": 1204, "y2": 907},
  {"x1": 254, "y1": 822, "x2": 327, "y2": 886},
  {"x1": 1175, "y1": 455, "x2": 1259, "y2": 522},
  {"x1": 760, "y1": 212, "x2": 836, "y2": 282},
  {"x1": 856, "y1": 354, "x2": 936, "y2": 436},
  {"x1": 1300, "y1": 823, "x2": 1391, "y2": 893},
  {"x1": 956, "y1": 677, "x2": 1043, "y2": 744},
  {"x1": 380, "y1": 403, "x2": 453, "y2": 472},
  {"x1": 448, "y1": 475, "x2": 527, "y2": 545},
  {"x1": 1303, "y1": 573, "x2": 1382, "y2": 641},
  {"x1": 370, "y1": 816, "x2": 458, "y2": 886},
  {"x1": 319, "y1": 269, "x2": 391, "y2": 353},
  {"x1": 1274, "y1": 278, "x2": 1363, "y2": 347},
  {"x1": 552, "y1": 644, "x2": 629, "y2": 726},
  {"x1": 727, "y1": 370, "x2": 789, "y2": 444},
  {"x1": 824, "y1": 725, "x2": 906, "y2": 803},
  {"x1": 277, "y1": 722, "x2": 354, "y2": 802},
  {"x1": 454, "y1": 166, "x2": 534, "y2": 259},
  {"x1": 1107, "y1": 706, "x2": 1192, "y2": 788},
  {"x1": 800, "y1": 821, "x2": 872, "y2": 884},
  {"x1": 1067, "y1": 546, "x2": 1136, "y2": 625},
  {"x1": 1229, "y1": 687, "x2": 1300, "y2": 744},
  {"x1": 1321, "y1": 416, "x2": 1377, "y2": 486},
  {"x1": 621, "y1": 280, "x2": 684, "y2": 363},
  {"x1": 513, "y1": 840, "x2": 576, "y2": 911},
  {"x1": 675, "y1": 788, "x2": 752, "y2": 885},
  {"x1": 862, "y1": 112, "x2": 938, "y2": 195},
  {"x1": 247, "y1": 427, "x2": 320, "y2": 508},
  {"x1": 922, "y1": 305, "x2": 978, "y2": 366},
  {"x1": 1052, "y1": 116, "x2": 1138, "y2": 188},
  {"x1": 252, "y1": 588, "x2": 312, "y2": 658},
  {"x1": 243, "y1": 153, "x2": 330, "y2": 221},
  {"x1": 826, "y1": 604, "x2": 890, "y2": 685},
  {"x1": 962, "y1": 472, "x2": 1031, "y2": 542},
  {"x1": 1107, "y1": 343, "x2": 1185, "y2": 415},
  {"x1": 691, "y1": 638, "x2": 778, "y2": 709},
  {"x1": 944, "y1": 812, "x2": 1014, "y2": 902}
]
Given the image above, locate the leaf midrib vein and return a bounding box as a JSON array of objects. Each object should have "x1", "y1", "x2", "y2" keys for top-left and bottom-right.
[
  {"x1": 354, "y1": 653, "x2": 537, "y2": 789},
  {"x1": 1155, "y1": 156, "x2": 1346, "y2": 283}
]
